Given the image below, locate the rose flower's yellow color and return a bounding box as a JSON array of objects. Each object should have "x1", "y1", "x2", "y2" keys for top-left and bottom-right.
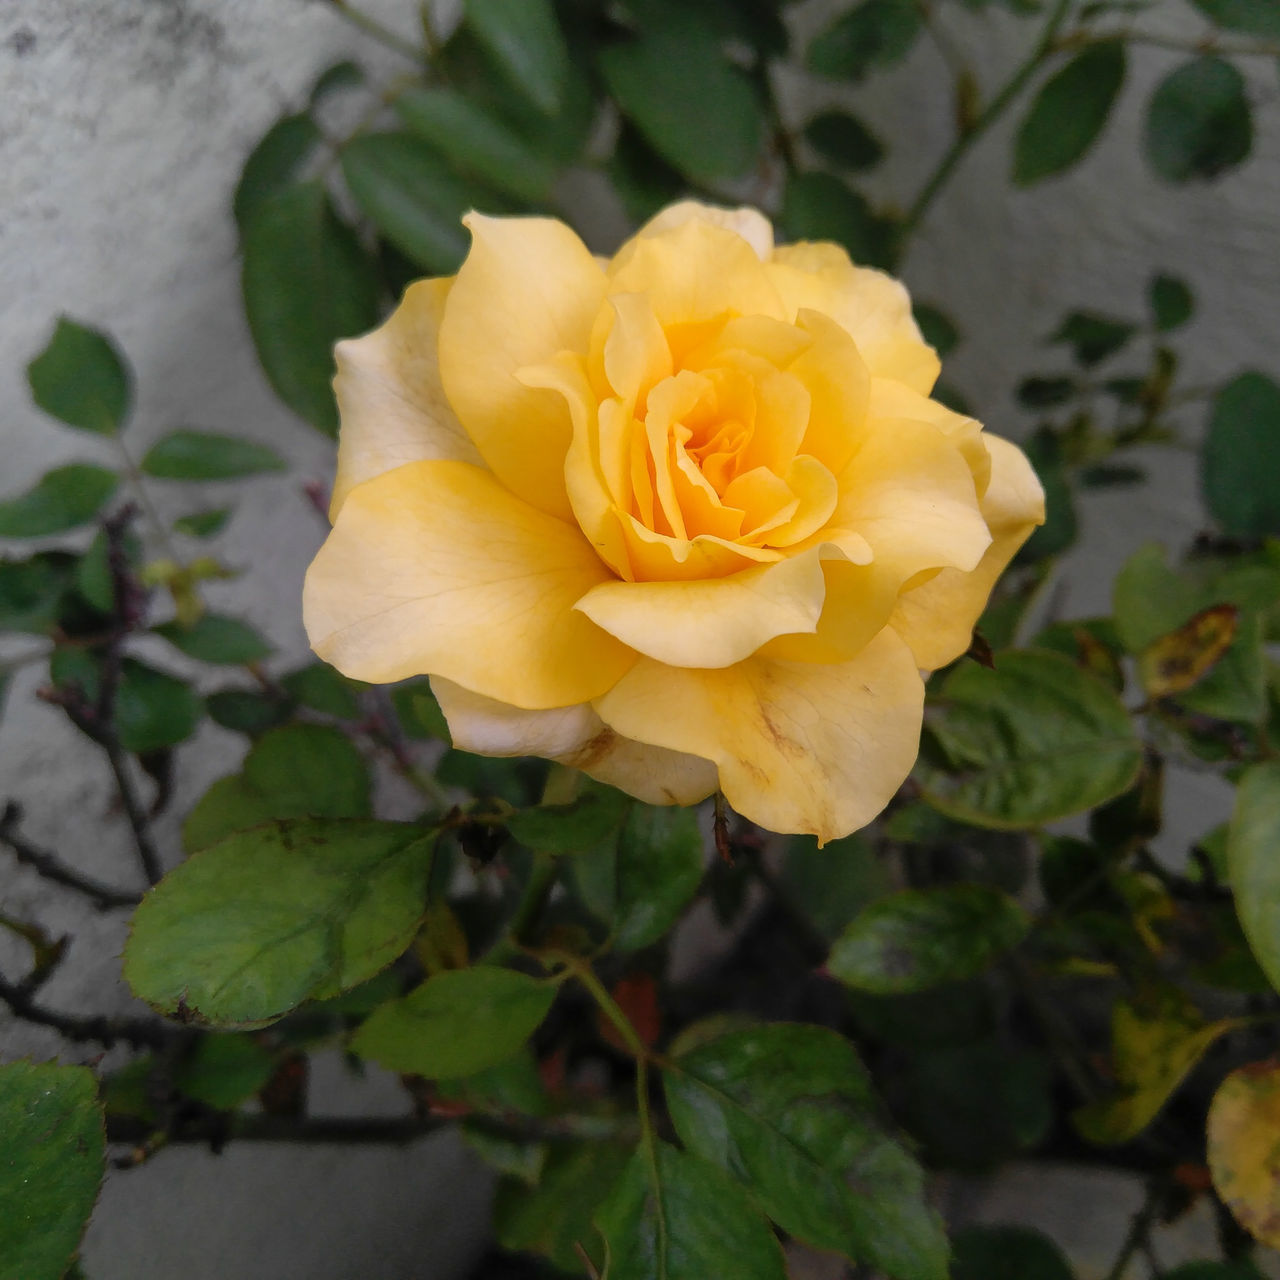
[{"x1": 304, "y1": 202, "x2": 1044, "y2": 842}]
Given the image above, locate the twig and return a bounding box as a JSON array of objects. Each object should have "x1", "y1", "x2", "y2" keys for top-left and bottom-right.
[
  {"x1": 0, "y1": 970, "x2": 169, "y2": 1049},
  {"x1": 323, "y1": 0, "x2": 425, "y2": 65},
  {"x1": 0, "y1": 801, "x2": 141, "y2": 909},
  {"x1": 1103, "y1": 1179, "x2": 1163, "y2": 1280},
  {"x1": 102, "y1": 743, "x2": 164, "y2": 886},
  {"x1": 107, "y1": 1111, "x2": 450, "y2": 1150}
]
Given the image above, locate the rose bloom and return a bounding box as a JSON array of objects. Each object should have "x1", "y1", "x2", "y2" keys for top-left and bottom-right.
[{"x1": 304, "y1": 202, "x2": 1043, "y2": 843}]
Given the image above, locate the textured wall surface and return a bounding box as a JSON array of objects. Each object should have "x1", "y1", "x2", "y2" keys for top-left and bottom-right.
[{"x1": 2, "y1": 0, "x2": 1278, "y2": 1275}]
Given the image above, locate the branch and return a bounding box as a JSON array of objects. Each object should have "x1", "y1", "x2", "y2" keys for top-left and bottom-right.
[
  {"x1": 108, "y1": 1111, "x2": 451, "y2": 1149},
  {"x1": 0, "y1": 970, "x2": 170, "y2": 1049},
  {"x1": 0, "y1": 801, "x2": 141, "y2": 909}
]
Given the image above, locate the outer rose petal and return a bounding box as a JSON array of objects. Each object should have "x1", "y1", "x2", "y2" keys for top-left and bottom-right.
[
  {"x1": 594, "y1": 628, "x2": 925, "y2": 844},
  {"x1": 635, "y1": 200, "x2": 774, "y2": 262},
  {"x1": 438, "y1": 214, "x2": 606, "y2": 521},
  {"x1": 330, "y1": 278, "x2": 482, "y2": 520},
  {"x1": 303, "y1": 460, "x2": 635, "y2": 709},
  {"x1": 890, "y1": 434, "x2": 1046, "y2": 670},
  {"x1": 431, "y1": 677, "x2": 718, "y2": 806}
]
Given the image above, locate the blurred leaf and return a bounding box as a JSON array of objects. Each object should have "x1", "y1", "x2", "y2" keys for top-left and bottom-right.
[
  {"x1": 27, "y1": 317, "x2": 131, "y2": 436},
  {"x1": 1049, "y1": 311, "x2": 1135, "y2": 365},
  {"x1": 1179, "y1": 611, "x2": 1268, "y2": 723},
  {"x1": 665, "y1": 1023, "x2": 947, "y2": 1279},
  {"x1": 206, "y1": 688, "x2": 290, "y2": 736},
  {"x1": 599, "y1": 22, "x2": 763, "y2": 182},
  {"x1": 280, "y1": 662, "x2": 362, "y2": 719},
  {"x1": 463, "y1": 0, "x2": 570, "y2": 116},
  {"x1": 808, "y1": 0, "x2": 922, "y2": 80},
  {"x1": 0, "y1": 464, "x2": 117, "y2": 538},
  {"x1": 241, "y1": 182, "x2": 379, "y2": 435},
  {"x1": 1188, "y1": 0, "x2": 1280, "y2": 37},
  {"x1": 113, "y1": 659, "x2": 202, "y2": 753},
  {"x1": 1150, "y1": 273, "x2": 1194, "y2": 331},
  {"x1": 1017, "y1": 430, "x2": 1076, "y2": 561},
  {"x1": 595, "y1": 1141, "x2": 788, "y2": 1280},
  {"x1": 0, "y1": 552, "x2": 75, "y2": 633},
  {"x1": 173, "y1": 508, "x2": 231, "y2": 538},
  {"x1": 919, "y1": 649, "x2": 1142, "y2": 828},
  {"x1": 1146, "y1": 57, "x2": 1252, "y2": 182},
  {"x1": 1018, "y1": 375, "x2": 1076, "y2": 408},
  {"x1": 781, "y1": 170, "x2": 896, "y2": 269},
  {"x1": 1112, "y1": 543, "x2": 1203, "y2": 651},
  {"x1": 73, "y1": 525, "x2": 139, "y2": 613},
  {"x1": 782, "y1": 831, "x2": 892, "y2": 941},
  {"x1": 1014, "y1": 41, "x2": 1126, "y2": 185},
  {"x1": 1028, "y1": 618, "x2": 1124, "y2": 690},
  {"x1": 310, "y1": 59, "x2": 364, "y2": 104},
  {"x1": 952, "y1": 1225, "x2": 1073, "y2": 1280},
  {"x1": 1079, "y1": 462, "x2": 1145, "y2": 488},
  {"x1": 141, "y1": 430, "x2": 284, "y2": 481},
  {"x1": 232, "y1": 112, "x2": 321, "y2": 232},
  {"x1": 157, "y1": 613, "x2": 272, "y2": 665},
  {"x1": 396, "y1": 87, "x2": 557, "y2": 202},
  {"x1": 460, "y1": 1126, "x2": 547, "y2": 1185},
  {"x1": 391, "y1": 679, "x2": 450, "y2": 740},
  {"x1": 507, "y1": 783, "x2": 631, "y2": 855},
  {"x1": 912, "y1": 302, "x2": 960, "y2": 358},
  {"x1": 1209, "y1": 1062, "x2": 1280, "y2": 1248},
  {"x1": 0, "y1": 1062, "x2": 104, "y2": 1280},
  {"x1": 1227, "y1": 762, "x2": 1280, "y2": 995},
  {"x1": 176, "y1": 1034, "x2": 276, "y2": 1109},
  {"x1": 125, "y1": 818, "x2": 435, "y2": 1027},
  {"x1": 1138, "y1": 604, "x2": 1238, "y2": 699},
  {"x1": 606, "y1": 121, "x2": 687, "y2": 223},
  {"x1": 829, "y1": 885, "x2": 1028, "y2": 993},
  {"x1": 351, "y1": 966, "x2": 557, "y2": 1078},
  {"x1": 1203, "y1": 373, "x2": 1280, "y2": 538},
  {"x1": 804, "y1": 109, "x2": 885, "y2": 171}
]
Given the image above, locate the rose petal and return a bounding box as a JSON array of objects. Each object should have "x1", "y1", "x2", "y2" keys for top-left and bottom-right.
[
  {"x1": 594, "y1": 628, "x2": 925, "y2": 843},
  {"x1": 330, "y1": 278, "x2": 482, "y2": 520},
  {"x1": 438, "y1": 213, "x2": 606, "y2": 520},
  {"x1": 868, "y1": 377, "x2": 991, "y2": 497},
  {"x1": 304, "y1": 460, "x2": 634, "y2": 708},
  {"x1": 636, "y1": 200, "x2": 775, "y2": 262}
]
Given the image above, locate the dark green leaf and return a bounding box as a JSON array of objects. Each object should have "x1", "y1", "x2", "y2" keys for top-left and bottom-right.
[
  {"x1": 607, "y1": 122, "x2": 687, "y2": 223},
  {"x1": 341, "y1": 132, "x2": 496, "y2": 274},
  {"x1": 1112, "y1": 543, "x2": 1204, "y2": 652},
  {"x1": 176, "y1": 1034, "x2": 277, "y2": 1109},
  {"x1": 391, "y1": 678, "x2": 450, "y2": 740},
  {"x1": 934, "y1": 382, "x2": 975, "y2": 415},
  {"x1": 310, "y1": 59, "x2": 364, "y2": 104},
  {"x1": 396, "y1": 87, "x2": 556, "y2": 202},
  {"x1": 1146, "y1": 57, "x2": 1252, "y2": 182},
  {"x1": 0, "y1": 552, "x2": 75, "y2": 633},
  {"x1": 1150, "y1": 273, "x2": 1194, "y2": 331},
  {"x1": 952, "y1": 1225, "x2": 1074, "y2": 1280},
  {"x1": 27, "y1": 317, "x2": 131, "y2": 435},
  {"x1": 232, "y1": 113, "x2": 322, "y2": 232},
  {"x1": 241, "y1": 182, "x2": 379, "y2": 435},
  {"x1": 782, "y1": 831, "x2": 892, "y2": 941},
  {"x1": 124, "y1": 818, "x2": 435, "y2": 1026},
  {"x1": 206, "y1": 689, "x2": 290, "y2": 736},
  {"x1": 0, "y1": 1062, "x2": 104, "y2": 1280},
  {"x1": 56, "y1": 657, "x2": 205, "y2": 754},
  {"x1": 507, "y1": 783, "x2": 631, "y2": 855},
  {"x1": 1079, "y1": 462, "x2": 1145, "y2": 487},
  {"x1": 140, "y1": 430, "x2": 284, "y2": 481},
  {"x1": 350, "y1": 966, "x2": 557, "y2": 1077},
  {"x1": 912, "y1": 303, "x2": 960, "y2": 358},
  {"x1": 919, "y1": 649, "x2": 1143, "y2": 827},
  {"x1": 808, "y1": 0, "x2": 922, "y2": 80},
  {"x1": 1050, "y1": 311, "x2": 1135, "y2": 365},
  {"x1": 781, "y1": 171, "x2": 896, "y2": 269},
  {"x1": 664, "y1": 1024, "x2": 946, "y2": 1279},
  {"x1": 1018, "y1": 375, "x2": 1076, "y2": 408},
  {"x1": 157, "y1": 613, "x2": 272, "y2": 665},
  {"x1": 594, "y1": 1140, "x2": 788, "y2": 1280},
  {"x1": 75, "y1": 526, "x2": 140, "y2": 613},
  {"x1": 829, "y1": 885, "x2": 1029, "y2": 993},
  {"x1": 0, "y1": 464, "x2": 117, "y2": 538},
  {"x1": 463, "y1": 0, "x2": 570, "y2": 115},
  {"x1": 280, "y1": 662, "x2": 363, "y2": 719},
  {"x1": 1203, "y1": 373, "x2": 1280, "y2": 537},
  {"x1": 1227, "y1": 762, "x2": 1280, "y2": 995},
  {"x1": 173, "y1": 508, "x2": 232, "y2": 538},
  {"x1": 1188, "y1": 0, "x2": 1280, "y2": 36},
  {"x1": 1013, "y1": 42, "x2": 1126, "y2": 185},
  {"x1": 599, "y1": 24, "x2": 763, "y2": 182},
  {"x1": 804, "y1": 110, "x2": 885, "y2": 171}
]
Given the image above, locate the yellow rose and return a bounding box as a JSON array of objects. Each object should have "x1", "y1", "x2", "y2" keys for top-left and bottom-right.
[{"x1": 303, "y1": 201, "x2": 1044, "y2": 842}]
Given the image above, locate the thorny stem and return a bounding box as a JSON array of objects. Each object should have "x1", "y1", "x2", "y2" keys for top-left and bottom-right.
[
  {"x1": 324, "y1": 0, "x2": 426, "y2": 66},
  {"x1": 0, "y1": 801, "x2": 141, "y2": 909},
  {"x1": 901, "y1": 0, "x2": 1074, "y2": 243}
]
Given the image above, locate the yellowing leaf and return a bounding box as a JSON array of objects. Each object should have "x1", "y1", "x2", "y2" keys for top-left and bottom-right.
[
  {"x1": 1208, "y1": 1060, "x2": 1280, "y2": 1248},
  {"x1": 1139, "y1": 604, "x2": 1239, "y2": 699}
]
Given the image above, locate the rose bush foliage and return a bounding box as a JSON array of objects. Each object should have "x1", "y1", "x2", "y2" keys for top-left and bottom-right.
[{"x1": 304, "y1": 201, "x2": 1044, "y2": 841}]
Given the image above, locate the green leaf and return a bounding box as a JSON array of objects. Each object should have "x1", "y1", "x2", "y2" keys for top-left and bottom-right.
[
  {"x1": 463, "y1": 0, "x2": 570, "y2": 116},
  {"x1": 952, "y1": 1225, "x2": 1074, "y2": 1280},
  {"x1": 241, "y1": 181, "x2": 379, "y2": 435},
  {"x1": 1013, "y1": 41, "x2": 1126, "y2": 185},
  {"x1": 350, "y1": 966, "x2": 557, "y2": 1078},
  {"x1": 341, "y1": 132, "x2": 495, "y2": 275},
  {"x1": 140, "y1": 429, "x2": 284, "y2": 481},
  {"x1": 206, "y1": 689, "x2": 290, "y2": 736},
  {"x1": 1188, "y1": 0, "x2": 1280, "y2": 37},
  {"x1": 0, "y1": 552, "x2": 75, "y2": 633},
  {"x1": 919, "y1": 649, "x2": 1143, "y2": 828},
  {"x1": 157, "y1": 613, "x2": 272, "y2": 665},
  {"x1": 1146, "y1": 57, "x2": 1252, "y2": 183},
  {"x1": 310, "y1": 59, "x2": 364, "y2": 104},
  {"x1": 176, "y1": 1033, "x2": 277, "y2": 1109},
  {"x1": 599, "y1": 24, "x2": 763, "y2": 182},
  {"x1": 1049, "y1": 311, "x2": 1135, "y2": 365},
  {"x1": 232, "y1": 112, "x2": 322, "y2": 232},
  {"x1": 781, "y1": 171, "x2": 896, "y2": 270},
  {"x1": 74, "y1": 525, "x2": 141, "y2": 613},
  {"x1": 607, "y1": 122, "x2": 686, "y2": 224},
  {"x1": 808, "y1": 0, "x2": 923, "y2": 80},
  {"x1": 829, "y1": 885, "x2": 1029, "y2": 993},
  {"x1": 27, "y1": 317, "x2": 131, "y2": 435},
  {"x1": 1112, "y1": 543, "x2": 1204, "y2": 652},
  {"x1": 1228, "y1": 762, "x2": 1280, "y2": 995},
  {"x1": 782, "y1": 831, "x2": 892, "y2": 941},
  {"x1": 912, "y1": 303, "x2": 960, "y2": 358},
  {"x1": 391, "y1": 679, "x2": 450, "y2": 740},
  {"x1": 1150, "y1": 273, "x2": 1194, "y2": 331},
  {"x1": 804, "y1": 110, "x2": 885, "y2": 171},
  {"x1": 507, "y1": 784, "x2": 631, "y2": 855},
  {"x1": 280, "y1": 662, "x2": 363, "y2": 719},
  {"x1": 173, "y1": 508, "x2": 232, "y2": 538},
  {"x1": 124, "y1": 818, "x2": 435, "y2": 1027},
  {"x1": 664, "y1": 1024, "x2": 946, "y2": 1280},
  {"x1": 1203, "y1": 373, "x2": 1280, "y2": 537},
  {"x1": 594, "y1": 1140, "x2": 789, "y2": 1280},
  {"x1": 0, "y1": 1062, "x2": 104, "y2": 1280},
  {"x1": 1018, "y1": 375, "x2": 1076, "y2": 408},
  {"x1": 0, "y1": 464, "x2": 117, "y2": 538},
  {"x1": 396, "y1": 87, "x2": 556, "y2": 202}
]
